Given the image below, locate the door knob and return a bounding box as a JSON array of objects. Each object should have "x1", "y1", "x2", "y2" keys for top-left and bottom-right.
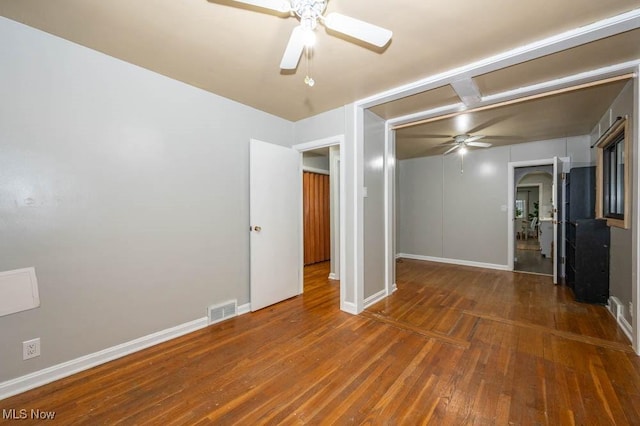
[{"x1": 253, "y1": 226, "x2": 262, "y2": 232}]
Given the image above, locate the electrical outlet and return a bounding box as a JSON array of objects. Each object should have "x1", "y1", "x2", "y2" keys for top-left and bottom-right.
[{"x1": 23, "y1": 338, "x2": 40, "y2": 360}]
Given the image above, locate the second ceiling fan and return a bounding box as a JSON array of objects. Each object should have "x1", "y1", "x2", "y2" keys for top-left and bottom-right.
[
  {"x1": 228, "y1": 0, "x2": 393, "y2": 70},
  {"x1": 443, "y1": 134, "x2": 492, "y2": 155}
]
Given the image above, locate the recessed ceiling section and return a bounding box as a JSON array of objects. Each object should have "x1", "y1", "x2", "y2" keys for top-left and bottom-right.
[
  {"x1": 368, "y1": 85, "x2": 460, "y2": 119},
  {"x1": 474, "y1": 29, "x2": 640, "y2": 96},
  {"x1": 395, "y1": 79, "x2": 630, "y2": 160}
]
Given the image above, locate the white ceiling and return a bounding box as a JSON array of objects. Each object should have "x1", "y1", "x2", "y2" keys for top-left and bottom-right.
[{"x1": 1, "y1": 1, "x2": 639, "y2": 159}]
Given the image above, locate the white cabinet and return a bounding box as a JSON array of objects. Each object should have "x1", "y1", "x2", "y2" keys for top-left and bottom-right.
[{"x1": 539, "y1": 219, "x2": 553, "y2": 257}]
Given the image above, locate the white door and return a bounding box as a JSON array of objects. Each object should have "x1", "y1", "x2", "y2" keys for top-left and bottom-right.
[
  {"x1": 250, "y1": 139, "x2": 301, "y2": 311},
  {"x1": 553, "y1": 156, "x2": 568, "y2": 285}
]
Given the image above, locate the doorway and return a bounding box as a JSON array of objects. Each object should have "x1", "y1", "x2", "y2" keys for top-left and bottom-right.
[
  {"x1": 507, "y1": 158, "x2": 566, "y2": 284},
  {"x1": 302, "y1": 149, "x2": 332, "y2": 267},
  {"x1": 514, "y1": 168, "x2": 553, "y2": 275},
  {"x1": 294, "y1": 136, "x2": 346, "y2": 309}
]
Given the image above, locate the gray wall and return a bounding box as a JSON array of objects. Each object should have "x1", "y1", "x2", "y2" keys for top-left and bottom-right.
[
  {"x1": 363, "y1": 110, "x2": 386, "y2": 299},
  {"x1": 0, "y1": 18, "x2": 293, "y2": 382},
  {"x1": 397, "y1": 137, "x2": 590, "y2": 266},
  {"x1": 591, "y1": 80, "x2": 635, "y2": 324}
]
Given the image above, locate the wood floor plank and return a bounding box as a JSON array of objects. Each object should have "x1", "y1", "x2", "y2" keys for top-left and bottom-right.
[{"x1": 2, "y1": 259, "x2": 640, "y2": 424}]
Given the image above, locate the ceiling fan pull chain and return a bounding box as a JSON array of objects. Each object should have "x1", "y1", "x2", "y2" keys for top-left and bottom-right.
[{"x1": 304, "y1": 45, "x2": 315, "y2": 87}]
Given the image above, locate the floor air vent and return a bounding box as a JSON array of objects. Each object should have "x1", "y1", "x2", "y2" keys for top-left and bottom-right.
[{"x1": 208, "y1": 300, "x2": 238, "y2": 325}]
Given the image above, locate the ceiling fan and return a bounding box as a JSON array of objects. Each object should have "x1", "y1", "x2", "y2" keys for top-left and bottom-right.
[
  {"x1": 227, "y1": 0, "x2": 393, "y2": 70},
  {"x1": 443, "y1": 134, "x2": 492, "y2": 155}
]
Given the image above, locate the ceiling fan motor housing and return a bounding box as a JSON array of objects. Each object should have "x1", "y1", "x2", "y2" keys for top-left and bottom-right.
[{"x1": 292, "y1": 0, "x2": 327, "y2": 26}]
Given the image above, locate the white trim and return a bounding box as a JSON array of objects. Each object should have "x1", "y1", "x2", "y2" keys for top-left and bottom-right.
[
  {"x1": 294, "y1": 135, "x2": 344, "y2": 151},
  {"x1": 357, "y1": 9, "x2": 640, "y2": 109},
  {"x1": 387, "y1": 62, "x2": 640, "y2": 133},
  {"x1": 302, "y1": 166, "x2": 330, "y2": 175},
  {"x1": 237, "y1": 303, "x2": 251, "y2": 316},
  {"x1": 632, "y1": 67, "x2": 640, "y2": 355},
  {"x1": 608, "y1": 296, "x2": 634, "y2": 343},
  {"x1": 364, "y1": 289, "x2": 387, "y2": 308},
  {"x1": 397, "y1": 253, "x2": 509, "y2": 271},
  {"x1": 328, "y1": 273, "x2": 337, "y2": 280},
  {"x1": 383, "y1": 121, "x2": 396, "y2": 309},
  {"x1": 0, "y1": 317, "x2": 208, "y2": 401},
  {"x1": 354, "y1": 105, "x2": 365, "y2": 313},
  {"x1": 341, "y1": 301, "x2": 358, "y2": 315},
  {"x1": 450, "y1": 77, "x2": 482, "y2": 106},
  {"x1": 329, "y1": 147, "x2": 341, "y2": 279},
  {"x1": 481, "y1": 61, "x2": 640, "y2": 105},
  {"x1": 620, "y1": 315, "x2": 634, "y2": 344},
  {"x1": 357, "y1": 9, "x2": 640, "y2": 320},
  {"x1": 293, "y1": 134, "x2": 347, "y2": 313}
]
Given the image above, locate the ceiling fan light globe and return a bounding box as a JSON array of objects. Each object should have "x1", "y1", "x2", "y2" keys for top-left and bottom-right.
[{"x1": 302, "y1": 27, "x2": 316, "y2": 46}]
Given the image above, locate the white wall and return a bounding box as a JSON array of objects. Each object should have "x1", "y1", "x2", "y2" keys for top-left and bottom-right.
[
  {"x1": 397, "y1": 137, "x2": 590, "y2": 267},
  {"x1": 0, "y1": 18, "x2": 293, "y2": 383},
  {"x1": 363, "y1": 110, "x2": 386, "y2": 299},
  {"x1": 294, "y1": 107, "x2": 346, "y2": 143}
]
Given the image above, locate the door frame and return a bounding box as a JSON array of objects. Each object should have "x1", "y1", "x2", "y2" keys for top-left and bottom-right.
[
  {"x1": 507, "y1": 158, "x2": 565, "y2": 282},
  {"x1": 293, "y1": 135, "x2": 347, "y2": 310}
]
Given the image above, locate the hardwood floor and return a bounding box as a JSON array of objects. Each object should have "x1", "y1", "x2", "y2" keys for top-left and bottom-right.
[
  {"x1": 514, "y1": 238, "x2": 553, "y2": 275},
  {"x1": 1, "y1": 260, "x2": 639, "y2": 424}
]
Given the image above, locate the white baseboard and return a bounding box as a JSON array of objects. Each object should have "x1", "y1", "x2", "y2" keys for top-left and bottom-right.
[
  {"x1": 391, "y1": 283, "x2": 398, "y2": 293},
  {"x1": 364, "y1": 289, "x2": 386, "y2": 309},
  {"x1": 608, "y1": 296, "x2": 634, "y2": 343},
  {"x1": 0, "y1": 317, "x2": 208, "y2": 401},
  {"x1": 328, "y1": 273, "x2": 338, "y2": 280},
  {"x1": 237, "y1": 303, "x2": 251, "y2": 316},
  {"x1": 397, "y1": 253, "x2": 509, "y2": 271},
  {"x1": 341, "y1": 301, "x2": 358, "y2": 315}
]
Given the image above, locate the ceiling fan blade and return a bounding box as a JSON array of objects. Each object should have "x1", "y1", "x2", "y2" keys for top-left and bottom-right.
[
  {"x1": 231, "y1": 0, "x2": 291, "y2": 14},
  {"x1": 280, "y1": 26, "x2": 305, "y2": 69},
  {"x1": 466, "y1": 141, "x2": 492, "y2": 148},
  {"x1": 464, "y1": 135, "x2": 485, "y2": 143},
  {"x1": 443, "y1": 145, "x2": 461, "y2": 155},
  {"x1": 323, "y1": 13, "x2": 392, "y2": 47}
]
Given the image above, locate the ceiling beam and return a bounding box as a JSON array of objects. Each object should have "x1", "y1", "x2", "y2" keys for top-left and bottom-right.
[
  {"x1": 356, "y1": 8, "x2": 640, "y2": 110},
  {"x1": 390, "y1": 69, "x2": 637, "y2": 130},
  {"x1": 450, "y1": 78, "x2": 482, "y2": 106}
]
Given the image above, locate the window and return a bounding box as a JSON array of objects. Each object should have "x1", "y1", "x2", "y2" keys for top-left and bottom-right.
[
  {"x1": 515, "y1": 199, "x2": 525, "y2": 218},
  {"x1": 596, "y1": 117, "x2": 629, "y2": 229}
]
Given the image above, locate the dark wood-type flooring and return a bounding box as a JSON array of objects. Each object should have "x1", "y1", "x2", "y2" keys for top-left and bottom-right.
[
  {"x1": 1, "y1": 259, "x2": 639, "y2": 424},
  {"x1": 515, "y1": 237, "x2": 553, "y2": 276}
]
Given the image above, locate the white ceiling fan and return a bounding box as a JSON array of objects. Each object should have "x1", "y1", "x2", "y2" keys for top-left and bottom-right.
[
  {"x1": 228, "y1": 0, "x2": 393, "y2": 70},
  {"x1": 443, "y1": 134, "x2": 492, "y2": 155}
]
